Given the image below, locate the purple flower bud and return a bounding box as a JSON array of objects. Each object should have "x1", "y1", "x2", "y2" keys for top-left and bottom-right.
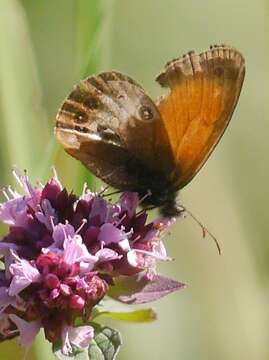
[
  {"x1": 44, "y1": 274, "x2": 60, "y2": 289},
  {"x1": 41, "y1": 178, "x2": 62, "y2": 208},
  {"x1": 69, "y1": 294, "x2": 85, "y2": 310}
]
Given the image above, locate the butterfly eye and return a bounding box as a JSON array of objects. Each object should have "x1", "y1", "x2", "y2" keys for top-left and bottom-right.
[{"x1": 139, "y1": 105, "x2": 154, "y2": 121}]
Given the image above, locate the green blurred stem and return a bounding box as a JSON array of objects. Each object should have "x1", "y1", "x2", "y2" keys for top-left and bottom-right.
[
  {"x1": 0, "y1": 0, "x2": 50, "y2": 181},
  {"x1": 74, "y1": 0, "x2": 115, "y2": 191}
]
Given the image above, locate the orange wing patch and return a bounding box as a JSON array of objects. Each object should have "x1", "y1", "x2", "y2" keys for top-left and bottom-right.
[{"x1": 156, "y1": 45, "x2": 245, "y2": 189}]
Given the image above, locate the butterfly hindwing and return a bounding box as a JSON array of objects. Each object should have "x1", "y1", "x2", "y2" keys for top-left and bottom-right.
[{"x1": 156, "y1": 45, "x2": 245, "y2": 189}]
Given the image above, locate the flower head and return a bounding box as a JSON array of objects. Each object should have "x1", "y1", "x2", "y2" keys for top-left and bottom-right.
[{"x1": 0, "y1": 170, "x2": 182, "y2": 354}]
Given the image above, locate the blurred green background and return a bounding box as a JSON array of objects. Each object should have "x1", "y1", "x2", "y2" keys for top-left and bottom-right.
[{"x1": 0, "y1": 0, "x2": 268, "y2": 359}]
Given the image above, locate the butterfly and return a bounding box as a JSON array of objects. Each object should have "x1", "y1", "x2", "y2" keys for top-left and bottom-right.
[{"x1": 55, "y1": 45, "x2": 245, "y2": 217}]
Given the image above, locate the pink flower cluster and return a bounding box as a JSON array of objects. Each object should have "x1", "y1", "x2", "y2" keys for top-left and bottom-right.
[{"x1": 0, "y1": 170, "x2": 182, "y2": 355}]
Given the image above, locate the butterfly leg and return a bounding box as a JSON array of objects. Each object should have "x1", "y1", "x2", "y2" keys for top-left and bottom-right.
[{"x1": 102, "y1": 189, "x2": 122, "y2": 197}]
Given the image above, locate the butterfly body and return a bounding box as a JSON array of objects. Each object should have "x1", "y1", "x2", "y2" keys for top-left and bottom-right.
[
  {"x1": 123, "y1": 164, "x2": 181, "y2": 216},
  {"x1": 55, "y1": 45, "x2": 245, "y2": 217}
]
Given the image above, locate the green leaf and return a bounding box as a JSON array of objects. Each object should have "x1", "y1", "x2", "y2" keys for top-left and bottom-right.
[
  {"x1": 53, "y1": 324, "x2": 122, "y2": 360},
  {"x1": 108, "y1": 274, "x2": 186, "y2": 304},
  {"x1": 53, "y1": 342, "x2": 89, "y2": 360},
  {"x1": 74, "y1": 0, "x2": 116, "y2": 193},
  {"x1": 93, "y1": 308, "x2": 157, "y2": 323},
  {"x1": 88, "y1": 324, "x2": 122, "y2": 360}
]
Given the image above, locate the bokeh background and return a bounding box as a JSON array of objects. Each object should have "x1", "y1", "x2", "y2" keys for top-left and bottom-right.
[{"x1": 0, "y1": 0, "x2": 268, "y2": 359}]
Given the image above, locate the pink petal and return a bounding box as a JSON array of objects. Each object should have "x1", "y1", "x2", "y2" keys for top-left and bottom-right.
[
  {"x1": 152, "y1": 240, "x2": 168, "y2": 259},
  {"x1": 35, "y1": 199, "x2": 57, "y2": 230},
  {"x1": 61, "y1": 324, "x2": 94, "y2": 355},
  {"x1": 15, "y1": 171, "x2": 41, "y2": 211},
  {"x1": 133, "y1": 246, "x2": 171, "y2": 262},
  {"x1": 9, "y1": 276, "x2": 33, "y2": 296},
  {"x1": 126, "y1": 250, "x2": 139, "y2": 267},
  {"x1": 42, "y1": 216, "x2": 75, "y2": 257},
  {"x1": 120, "y1": 192, "x2": 139, "y2": 217},
  {"x1": 9, "y1": 253, "x2": 40, "y2": 296},
  {"x1": 9, "y1": 314, "x2": 41, "y2": 347},
  {"x1": 79, "y1": 191, "x2": 95, "y2": 203},
  {"x1": 96, "y1": 248, "x2": 121, "y2": 263},
  {"x1": 118, "y1": 238, "x2": 131, "y2": 251},
  {"x1": 125, "y1": 243, "x2": 171, "y2": 276},
  {"x1": 0, "y1": 197, "x2": 28, "y2": 227},
  {"x1": 89, "y1": 197, "x2": 108, "y2": 224},
  {"x1": 63, "y1": 235, "x2": 97, "y2": 266},
  {"x1": 52, "y1": 223, "x2": 75, "y2": 249},
  {"x1": 105, "y1": 204, "x2": 121, "y2": 223},
  {"x1": 98, "y1": 223, "x2": 126, "y2": 245},
  {"x1": 143, "y1": 217, "x2": 176, "y2": 243}
]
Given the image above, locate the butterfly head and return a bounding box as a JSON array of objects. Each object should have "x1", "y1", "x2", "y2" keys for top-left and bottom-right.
[
  {"x1": 139, "y1": 184, "x2": 183, "y2": 217},
  {"x1": 160, "y1": 199, "x2": 184, "y2": 218}
]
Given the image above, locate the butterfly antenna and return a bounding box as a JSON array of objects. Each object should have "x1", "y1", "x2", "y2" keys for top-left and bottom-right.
[{"x1": 183, "y1": 206, "x2": 222, "y2": 255}]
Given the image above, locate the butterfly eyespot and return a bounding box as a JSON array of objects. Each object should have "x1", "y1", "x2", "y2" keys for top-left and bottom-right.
[
  {"x1": 75, "y1": 111, "x2": 88, "y2": 123},
  {"x1": 139, "y1": 105, "x2": 154, "y2": 121}
]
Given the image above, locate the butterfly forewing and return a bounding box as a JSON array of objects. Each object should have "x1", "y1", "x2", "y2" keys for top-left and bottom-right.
[
  {"x1": 55, "y1": 71, "x2": 174, "y2": 191},
  {"x1": 156, "y1": 45, "x2": 245, "y2": 189}
]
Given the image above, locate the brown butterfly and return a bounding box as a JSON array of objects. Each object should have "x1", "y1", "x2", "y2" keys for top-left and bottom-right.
[{"x1": 55, "y1": 45, "x2": 245, "y2": 217}]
